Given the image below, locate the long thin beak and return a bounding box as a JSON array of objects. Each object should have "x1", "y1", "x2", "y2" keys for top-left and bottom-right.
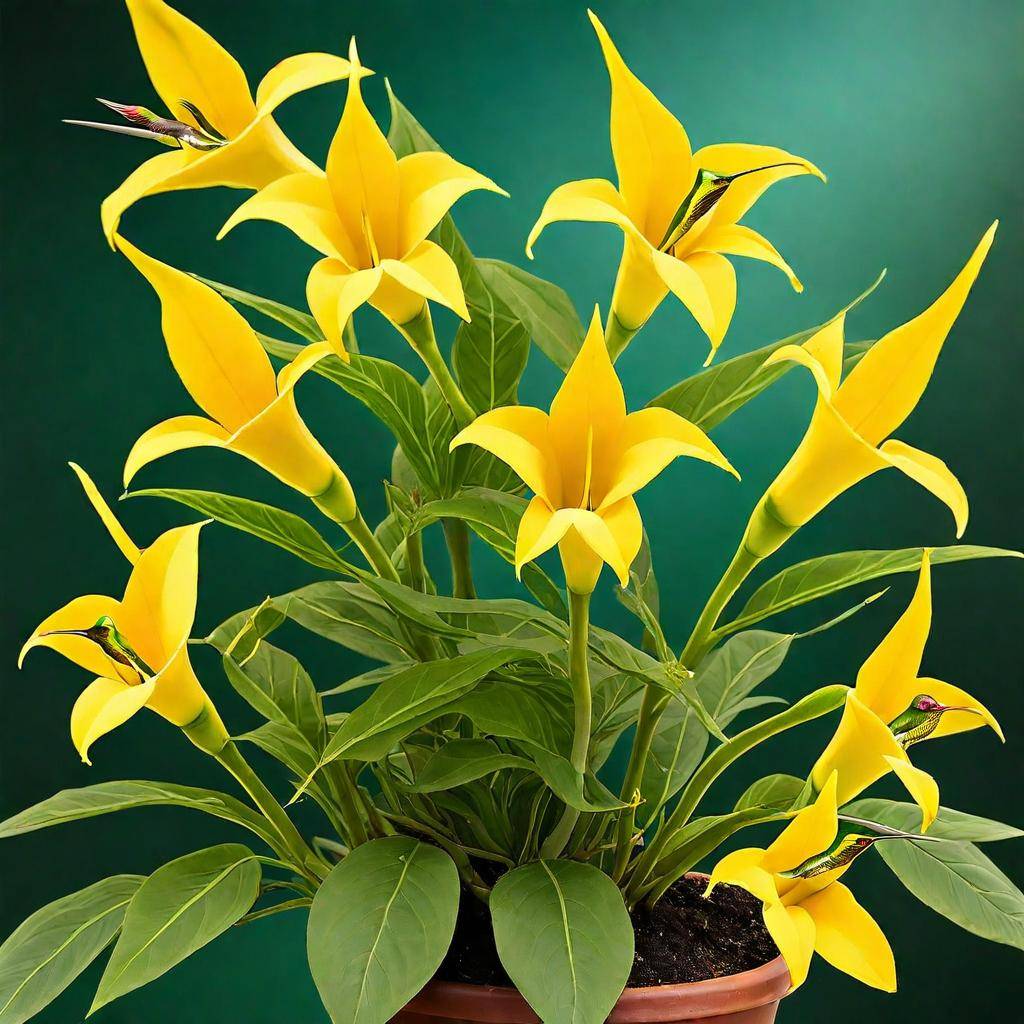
[
  {"x1": 40, "y1": 628, "x2": 91, "y2": 638},
  {"x1": 939, "y1": 705, "x2": 982, "y2": 715},
  {"x1": 62, "y1": 119, "x2": 178, "y2": 145},
  {"x1": 726, "y1": 161, "x2": 807, "y2": 183}
]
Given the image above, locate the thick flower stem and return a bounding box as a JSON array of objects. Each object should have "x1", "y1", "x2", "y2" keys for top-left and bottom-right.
[
  {"x1": 339, "y1": 509, "x2": 401, "y2": 583},
  {"x1": 399, "y1": 306, "x2": 476, "y2": 429},
  {"x1": 442, "y1": 519, "x2": 476, "y2": 598},
  {"x1": 539, "y1": 590, "x2": 592, "y2": 860},
  {"x1": 214, "y1": 740, "x2": 328, "y2": 882}
]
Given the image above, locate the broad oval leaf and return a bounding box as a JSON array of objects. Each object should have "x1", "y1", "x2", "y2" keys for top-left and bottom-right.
[
  {"x1": 491, "y1": 859, "x2": 634, "y2": 1024},
  {"x1": 408, "y1": 739, "x2": 532, "y2": 792},
  {"x1": 91, "y1": 844, "x2": 260, "y2": 1012},
  {"x1": 0, "y1": 875, "x2": 143, "y2": 1024},
  {"x1": 845, "y1": 799, "x2": 1024, "y2": 843},
  {"x1": 307, "y1": 837, "x2": 459, "y2": 1024},
  {"x1": 735, "y1": 773, "x2": 808, "y2": 813}
]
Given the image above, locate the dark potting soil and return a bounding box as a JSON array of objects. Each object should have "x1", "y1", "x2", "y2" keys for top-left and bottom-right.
[{"x1": 435, "y1": 875, "x2": 779, "y2": 988}]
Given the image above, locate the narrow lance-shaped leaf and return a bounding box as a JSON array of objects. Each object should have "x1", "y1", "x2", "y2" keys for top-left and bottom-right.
[
  {"x1": 195, "y1": 274, "x2": 324, "y2": 343},
  {"x1": 406, "y1": 739, "x2": 533, "y2": 792}
]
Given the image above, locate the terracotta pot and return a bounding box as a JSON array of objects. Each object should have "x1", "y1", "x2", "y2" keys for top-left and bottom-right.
[{"x1": 395, "y1": 874, "x2": 791, "y2": 1024}]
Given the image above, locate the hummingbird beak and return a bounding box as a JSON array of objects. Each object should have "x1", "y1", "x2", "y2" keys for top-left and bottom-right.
[
  {"x1": 937, "y1": 705, "x2": 982, "y2": 716},
  {"x1": 39, "y1": 628, "x2": 92, "y2": 639},
  {"x1": 724, "y1": 161, "x2": 808, "y2": 183}
]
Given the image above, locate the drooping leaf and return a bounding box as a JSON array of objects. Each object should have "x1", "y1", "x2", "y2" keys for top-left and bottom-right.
[
  {"x1": 91, "y1": 845, "x2": 260, "y2": 1012},
  {"x1": 491, "y1": 860, "x2": 634, "y2": 1024},
  {"x1": 126, "y1": 488, "x2": 356, "y2": 575},
  {"x1": 0, "y1": 875, "x2": 143, "y2": 1024},
  {"x1": 519, "y1": 743, "x2": 629, "y2": 812},
  {"x1": 723, "y1": 545, "x2": 1022, "y2": 636},
  {"x1": 735, "y1": 773, "x2": 808, "y2": 813},
  {"x1": 845, "y1": 799, "x2": 1024, "y2": 843},
  {"x1": 195, "y1": 275, "x2": 323, "y2": 343},
  {"x1": 453, "y1": 677, "x2": 574, "y2": 756},
  {"x1": 0, "y1": 781, "x2": 275, "y2": 848},
  {"x1": 406, "y1": 739, "x2": 532, "y2": 792},
  {"x1": 307, "y1": 837, "x2": 459, "y2": 1024},
  {"x1": 239, "y1": 720, "x2": 320, "y2": 781}
]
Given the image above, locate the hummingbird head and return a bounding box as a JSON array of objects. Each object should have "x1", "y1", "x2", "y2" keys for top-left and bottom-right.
[{"x1": 41, "y1": 615, "x2": 154, "y2": 682}]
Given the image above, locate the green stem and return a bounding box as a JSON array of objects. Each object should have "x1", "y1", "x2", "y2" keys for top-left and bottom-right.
[
  {"x1": 342, "y1": 318, "x2": 359, "y2": 355},
  {"x1": 339, "y1": 510, "x2": 401, "y2": 582},
  {"x1": 442, "y1": 519, "x2": 476, "y2": 598},
  {"x1": 399, "y1": 306, "x2": 476, "y2": 429},
  {"x1": 214, "y1": 741, "x2": 327, "y2": 882},
  {"x1": 405, "y1": 528, "x2": 429, "y2": 593},
  {"x1": 539, "y1": 590, "x2": 592, "y2": 860},
  {"x1": 325, "y1": 763, "x2": 369, "y2": 847}
]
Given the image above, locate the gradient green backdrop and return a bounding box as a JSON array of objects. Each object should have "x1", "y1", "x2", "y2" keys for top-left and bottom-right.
[{"x1": 2, "y1": 1, "x2": 1022, "y2": 1020}]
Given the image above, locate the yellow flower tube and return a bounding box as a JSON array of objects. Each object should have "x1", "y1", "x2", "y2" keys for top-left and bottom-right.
[
  {"x1": 707, "y1": 774, "x2": 898, "y2": 992},
  {"x1": 811, "y1": 552, "x2": 1003, "y2": 827},
  {"x1": 93, "y1": 0, "x2": 358, "y2": 243},
  {"x1": 526, "y1": 11, "x2": 823, "y2": 362},
  {"x1": 743, "y1": 223, "x2": 997, "y2": 560}
]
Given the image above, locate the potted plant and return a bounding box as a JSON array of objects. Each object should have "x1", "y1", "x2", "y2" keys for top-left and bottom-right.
[{"x1": 1, "y1": 3, "x2": 1021, "y2": 1023}]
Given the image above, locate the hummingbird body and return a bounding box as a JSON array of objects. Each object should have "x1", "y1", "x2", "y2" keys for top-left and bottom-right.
[
  {"x1": 64, "y1": 98, "x2": 227, "y2": 152},
  {"x1": 43, "y1": 615, "x2": 155, "y2": 685},
  {"x1": 887, "y1": 693, "x2": 981, "y2": 749}
]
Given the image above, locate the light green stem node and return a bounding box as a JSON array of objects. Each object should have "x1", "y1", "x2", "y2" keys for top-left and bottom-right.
[
  {"x1": 605, "y1": 311, "x2": 640, "y2": 362},
  {"x1": 741, "y1": 494, "x2": 798, "y2": 561},
  {"x1": 311, "y1": 471, "x2": 358, "y2": 526},
  {"x1": 180, "y1": 698, "x2": 230, "y2": 757}
]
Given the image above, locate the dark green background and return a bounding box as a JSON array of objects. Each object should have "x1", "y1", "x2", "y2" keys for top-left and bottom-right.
[{"x1": 2, "y1": 1, "x2": 1021, "y2": 1020}]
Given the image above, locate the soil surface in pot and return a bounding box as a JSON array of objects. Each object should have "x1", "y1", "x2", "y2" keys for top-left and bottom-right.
[{"x1": 436, "y1": 876, "x2": 779, "y2": 987}]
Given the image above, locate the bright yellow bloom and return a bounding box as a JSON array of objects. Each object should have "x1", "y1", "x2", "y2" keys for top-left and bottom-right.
[
  {"x1": 450, "y1": 309, "x2": 737, "y2": 593},
  {"x1": 743, "y1": 223, "x2": 996, "y2": 559},
  {"x1": 526, "y1": 11, "x2": 823, "y2": 362},
  {"x1": 812, "y1": 552, "x2": 1003, "y2": 827},
  {"x1": 19, "y1": 467, "x2": 224, "y2": 763},
  {"x1": 219, "y1": 39, "x2": 506, "y2": 356},
  {"x1": 99, "y1": 0, "x2": 357, "y2": 244},
  {"x1": 707, "y1": 773, "x2": 896, "y2": 992},
  {"x1": 117, "y1": 236, "x2": 357, "y2": 523}
]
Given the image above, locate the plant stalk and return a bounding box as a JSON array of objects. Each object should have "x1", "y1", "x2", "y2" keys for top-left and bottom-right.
[
  {"x1": 399, "y1": 305, "x2": 476, "y2": 429},
  {"x1": 442, "y1": 519, "x2": 476, "y2": 598}
]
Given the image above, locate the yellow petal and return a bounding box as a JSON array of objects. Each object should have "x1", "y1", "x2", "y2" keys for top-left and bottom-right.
[
  {"x1": 696, "y1": 223, "x2": 802, "y2": 292},
  {"x1": 526, "y1": 178, "x2": 644, "y2": 259},
  {"x1": 590, "y1": 497, "x2": 644, "y2": 587},
  {"x1": 451, "y1": 406, "x2": 561, "y2": 505},
  {"x1": 649, "y1": 249, "x2": 717, "y2": 346},
  {"x1": 100, "y1": 150, "x2": 190, "y2": 246},
  {"x1": 763, "y1": 771, "x2": 839, "y2": 875},
  {"x1": 255, "y1": 52, "x2": 354, "y2": 117},
  {"x1": 549, "y1": 308, "x2": 627, "y2": 508},
  {"x1": 608, "y1": 235, "x2": 670, "y2": 332},
  {"x1": 68, "y1": 462, "x2": 140, "y2": 564},
  {"x1": 145, "y1": 645, "x2": 209, "y2": 726},
  {"x1": 884, "y1": 756, "x2": 939, "y2": 832},
  {"x1": 878, "y1": 439, "x2": 969, "y2": 538},
  {"x1": 117, "y1": 236, "x2": 277, "y2": 430},
  {"x1": 691, "y1": 142, "x2": 825, "y2": 231},
  {"x1": 802, "y1": 314, "x2": 846, "y2": 393},
  {"x1": 71, "y1": 676, "x2": 156, "y2": 765},
  {"x1": 801, "y1": 882, "x2": 896, "y2": 992},
  {"x1": 119, "y1": 522, "x2": 203, "y2": 671},
  {"x1": 684, "y1": 251, "x2": 737, "y2": 360},
  {"x1": 515, "y1": 496, "x2": 558, "y2": 577},
  {"x1": 306, "y1": 258, "x2": 353, "y2": 354},
  {"x1": 219, "y1": 171, "x2": 354, "y2": 261},
  {"x1": 277, "y1": 341, "x2": 335, "y2": 393},
  {"x1": 326, "y1": 39, "x2": 400, "y2": 263},
  {"x1": 600, "y1": 407, "x2": 737, "y2": 509},
  {"x1": 834, "y1": 223, "x2": 997, "y2": 445},
  {"x1": 123, "y1": 415, "x2": 230, "y2": 488},
  {"x1": 855, "y1": 552, "x2": 932, "y2": 723},
  {"x1": 19, "y1": 595, "x2": 123, "y2": 676},
  {"x1": 379, "y1": 240, "x2": 469, "y2": 322},
  {"x1": 557, "y1": 520, "x2": 606, "y2": 595},
  {"x1": 763, "y1": 902, "x2": 816, "y2": 991},
  {"x1": 397, "y1": 151, "x2": 507, "y2": 255},
  {"x1": 706, "y1": 848, "x2": 779, "y2": 904},
  {"x1": 916, "y1": 677, "x2": 1004, "y2": 742},
  {"x1": 764, "y1": 339, "x2": 839, "y2": 402},
  {"x1": 126, "y1": 0, "x2": 255, "y2": 138},
  {"x1": 588, "y1": 10, "x2": 692, "y2": 242}
]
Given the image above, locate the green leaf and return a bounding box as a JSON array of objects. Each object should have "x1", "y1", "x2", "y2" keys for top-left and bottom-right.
[
  {"x1": 407, "y1": 739, "x2": 532, "y2": 792},
  {"x1": 491, "y1": 860, "x2": 634, "y2": 1024},
  {"x1": 640, "y1": 698, "x2": 709, "y2": 826},
  {"x1": 477, "y1": 259, "x2": 585, "y2": 370},
  {"x1": 126, "y1": 488, "x2": 356, "y2": 575},
  {"x1": 724, "y1": 545, "x2": 1023, "y2": 635},
  {"x1": 0, "y1": 781, "x2": 275, "y2": 848},
  {"x1": 453, "y1": 677, "x2": 574, "y2": 755},
  {"x1": 735, "y1": 774, "x2": 808, "y2": 813},
  {"x1": 452, "y1": 291, "x2": 530, "y2": 413},
  {"x1": 386, "y1": 79, "x2": 442, "y2": 158},
  {"x1": 194, "y1": 275, "x2": 324, "y2": 343},
  {"x1": 519, "y1": 743, "x2": 629, "y2": 812},
  {"x1": 0, "y1": 875, "x2": 143, "y2": 1024},
  {"x1": 239, "y1": 720, "x2": 320, "y2": 781},
  {"x1": 307, "y1": 837, "x2": 459, "y2": 1024},
  {"x1": 92, "y1": 845, "x2": 260, "y2": 1012},
  {"x1": 844, "y1": 799, "x2": 1024, "y2": 843},
  {"x1": 320, "y1": 646, "x2": 537, "y2": 764}
]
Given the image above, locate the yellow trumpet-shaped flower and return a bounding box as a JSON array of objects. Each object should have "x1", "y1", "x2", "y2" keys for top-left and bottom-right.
[
  {"x1": 97, "y1": 0, "x2": 358, "y2": 244},
  {"x1": 707, "y1": 773, "x2": 897, "y2": 992},
  {"x1": 743, "y1": 223, "x2": 996, "y2": 559},
  {"x1": 117, "y1": 236, "x2": 357, "y2": 524},
  {"x1": 526, "y1": 11, "x2": 823, "y2": 362},
  {"x1": 811, "y1": 552, "x2": 1003, "y2": 827},
  {"x1": 219, "y1": 38, "x2": 507, "y2": 358},
  {"x1": 450, "y1": 309, "x2": 737, "y2": 593},
  {"x1": 19, "y1": 467, "x2": 225, "y2": 763}
]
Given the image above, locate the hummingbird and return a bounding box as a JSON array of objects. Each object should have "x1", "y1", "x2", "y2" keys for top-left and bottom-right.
[
  {"x1": 778, "y1": 815, "x2": 943, "y2": 880},
  {"x1": 887, "y1": 693, "x2": 983, "y2": 749},
  {"x1": 657, "y1": 162, "x2": 808, "y2": 253},
  {"x1": 43, "y1": 615, "x2": 155, "y2": 685},
  {"x1": 64, "y1": 98, "x2": 227, "y2": 152}
]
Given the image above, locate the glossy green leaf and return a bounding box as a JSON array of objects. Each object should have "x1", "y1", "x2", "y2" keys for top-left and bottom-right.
[
  {"x1": 386, "y1": 79, "x2": 442, "y2": 158},
  {"x1": 239, "y1": 720, "x2": 320, "y2": 781},
  {"x1": 127, "y1": 488, "x2": 356, "y2": 575},
  {"x1": 195, "y1": 275, "x2": 323, "y2": 343},
  {"x1": 845, "y1": 799, "x2": 1024, "y2": 843},
  {"x1": 520, "y1": 743, "x2": 628, "y2": 811},
  {"x1": 0, "y1": 781, "x2": 275, "y2": 848},
  {"x1": 452, "y1": 291, "x2": 530, "y2": 413},
  {"x1": 453, "y1": 677, "x2": 574, "y2": 755},
  {"x1": 307, "y1": 837, "x2": 459, "y2": 1024},
  {"x1": 491, "y1": 860, "x2": 633, "y2": 1024},
  {"x1": 92, "y1": 845, "x2": 260, "y2": 1012},
  {"x1": 407, "y1": 739, "x2": 532, "y2": 792},
  {"x1": 735, "y1": 774, "x2": 808, "y2": 813},
  {"x1": 0, "y1": 875, "x2": 143, "y2": 1024}
]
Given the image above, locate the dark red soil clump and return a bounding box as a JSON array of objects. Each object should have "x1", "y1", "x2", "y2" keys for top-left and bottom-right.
[{"x1": 435, "y1": 875, "x2": 779, "y2": 988}]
